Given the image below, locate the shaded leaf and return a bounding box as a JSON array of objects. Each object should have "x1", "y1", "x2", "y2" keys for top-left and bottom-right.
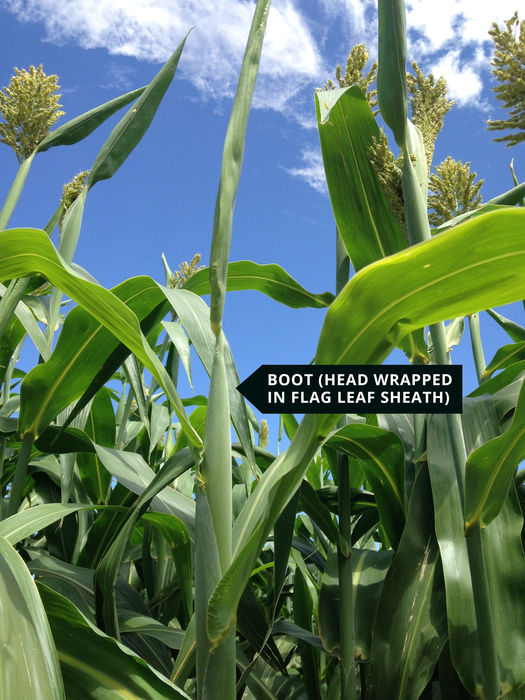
[
  {"x1": 38, "y1": 584, "x2": 189, "y2": 699},
  {"x1": 0, "y1": 537, "x2": 64, "y2": 699}
]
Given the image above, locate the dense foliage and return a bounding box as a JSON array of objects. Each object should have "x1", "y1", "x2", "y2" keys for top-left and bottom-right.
[{"x1": 0, "y1": 2, "x2": 524, "y2": 699}]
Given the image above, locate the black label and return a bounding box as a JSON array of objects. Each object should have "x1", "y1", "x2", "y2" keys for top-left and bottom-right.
[{"x1": 237, "y1": 365, "x2": 463, "y2": 414}]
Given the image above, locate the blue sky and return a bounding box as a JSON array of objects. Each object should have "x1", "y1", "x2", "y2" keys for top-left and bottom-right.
[{"x1": 0, "y1": 0, "x2": 523, "y2": 443}]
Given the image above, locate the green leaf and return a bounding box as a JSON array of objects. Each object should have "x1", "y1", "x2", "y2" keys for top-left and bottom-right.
[
  {"x1": 317, "y1": 209, "x2": 525, "y2": 366},
  {"x1": 483, "y1": 340, "x2": 525, "y2": 378},
  {"x1": 427, "y1": 410, "x2": 484, "y2": 695},
  {"x1": 470, "y1": 361, "x2": 525, "y2": 398},
  {"x1": 208, "y1": 0, "x2": 271, "y2": 333},
  {"x1": 487, "y1": 308, "x2": 525, "y2": 342},
  {"x1": 298, "y1": 481, "x2": 340, "y2": 549},
  {"x1": 35, "y1": 425, "x2": 95, "y2": 454},
  {"x1": 37, "y1": 584, "x2": 190, "y2": 699},
  {"x1": 0, "y1": 282, "x2": 51, "y2": 361},
  {"x1": 316, "y1": 86, "x2": 406, "y2": 271},
  {"x1": 318, "y1": 548, "x2": 393, "y2": 662},
  {"x1": 272, "y1": 620, "x2": 327, "y2": 653},
  {"x1": 369, "y1": 465, "x2": 447, "y2": 699},
  {"x1": 208, "y1": 208, "x2": 525, "y2": 646},
  {"x1": 87, "y1": 35, "x2": 189, "y2": 188},
  {"x1": 76, "y1": 389, "x2": 116, "y2": 504},
  {"x1": 0, "y1": 537, "x2": 64, "y2": 699},
  {"x1": 465, "y1": 381, "x2": 525, "y2": 528},
  {"x1": 93, "y1": 445, "x2": 195, "y2": 532},
  {"x1": 94, "y1": 449, "x2": 197, "y2": 638},
  {"x1": 434, "y1": 183, "x2": 525, "y2": 234},
  {"x1": 118, "y1": 611, "x2": 185, "y2": 649},
  {"x1": 20, "y1": 276, "x2": 166, "y2": 437},
  {"x1": 0, "y1": 315, "x2": 24, "y2": 385},
  {"x1": 429, "y1": 398, "x2": 525, "y2": 695},
  {"x1": 377, "y1": 0, "x2": 408, "y2": 148},
  {"x1": 0, "y1": 229, "x2": 200, "y2": 446},
  {"x1": 37, "y1": 86, "x2": 146, "y2": 152},
  {"x1": 162, "y1": 286, "x2": 255, "y2": 472},
  {"x1": 293, "y1": 564, "x2": 320, "y2": 699},
  {"x1": 184, "y1": 260, "x2": 334, "y2": 308},
  {"x1": 352, "y1": 548, "x2": 392, "y2": 661},
  {"x1": 326, "y1": 424, "x2": 406, "y2": 549},
  {"x1": 317, "y1": 549, "x2": 339, "y2": 655},
  {"x1": 0, "y1": 153, "x2": 35, "y2": 230},
  {"x1": 0, "y1": 503, "x2": 95, "y2": 545},
  {"x1": 162, "y1": 320, "x2": 193, "y2": 388},
  {"x1": 142, "y1": 511, "x2": 193, "y2": 625}
]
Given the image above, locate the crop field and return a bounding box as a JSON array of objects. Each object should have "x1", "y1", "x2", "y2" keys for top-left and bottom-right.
[{"x1": 0, "y1": 1, "x2": 524, "y2": 698}]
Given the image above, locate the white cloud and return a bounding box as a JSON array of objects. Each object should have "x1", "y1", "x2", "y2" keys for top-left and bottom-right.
[
  {"x1": 430, "y1": 50, "x2": 484, "y2": 105},
  {"x1": 285, "y1": 148, "x2": 327, "y2": 194},
  {"x1": 2, "y1": 0, "x2": 323, "y2": 114},
  {"x1": 404, "y1": 0, "x2": 519, "y2": 106},
  {"x1": 320, "y1": 0, "x2": 519, "y2": 108}
]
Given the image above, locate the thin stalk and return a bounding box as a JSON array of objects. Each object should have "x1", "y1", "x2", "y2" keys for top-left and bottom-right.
[
  {"x1": 465, "y1": 525, "x2": 500, "y2": 700},
  {"x1": 338, "y1": 454, "x2": 355, "y2": 699},
  {"x1": 0, "y1": 152, "x2": 35, "y2": 230},
  {"x1": 468, "y1": 314, "x2": 486, "y2": 384},
  {"x1": 7, "y1": 432, "x2": 35, "y2": 517}
]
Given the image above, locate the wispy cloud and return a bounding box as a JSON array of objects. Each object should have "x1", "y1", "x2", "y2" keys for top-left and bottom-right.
[
  {"x1": 2, "y1": 0, "x2": 324, "y2": 116},
  {"x1": 285, "y1": 148, "x2": 327, "y2": 194},
  {"x1": 319, "y1": 0, "x2": 518, "y2": 108}
]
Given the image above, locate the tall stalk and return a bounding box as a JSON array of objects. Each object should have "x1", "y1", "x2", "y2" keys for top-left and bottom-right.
[
  {"x1": 338, "y1": 453, "x2": 355, "y2": 699},
  {"x1": 335, "y1": 229, "x2": 355, "y2": 698},
  {"x1": 194, "y1": 2, "x2": 271, "y2": 697},
  {"x1": 378, "y1": 2, "x2": 500, "y2": 695}
]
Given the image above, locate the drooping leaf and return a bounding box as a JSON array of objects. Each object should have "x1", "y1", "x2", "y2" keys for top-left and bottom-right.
[
  {"x1": 20, "y1": 275, "x2": 167, "y2": 437},
  {"x1": 0, "y1": 282, "x2": 50, "y2": 361},
  {"x1": 0, "y1": 229, "x2": 200, "y2": 446},
  {"x1": 0, "y1": 503, "x2": 95, "y2": 545},
  {"x1": 317, "y1": 209, "x2": 525, "y2": 367},
  {"x1": 184, "y1": 260, "x2": 334, "y2": 308},
  {"x1": 207, "y1": 208, "x2": 525, "y2": 646},
  {"x1": 93, "y1": 445, "x2": 195, "y2": 532},
  {"x1": 118, "y1": 611, "x2": 185, "y2": 649},
  {"x1": 37, "y1": 584, "x2": 190, "y2": 699},
  {"x1": 162, "y1": 320, "x2": 193, "y2": 388}
]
